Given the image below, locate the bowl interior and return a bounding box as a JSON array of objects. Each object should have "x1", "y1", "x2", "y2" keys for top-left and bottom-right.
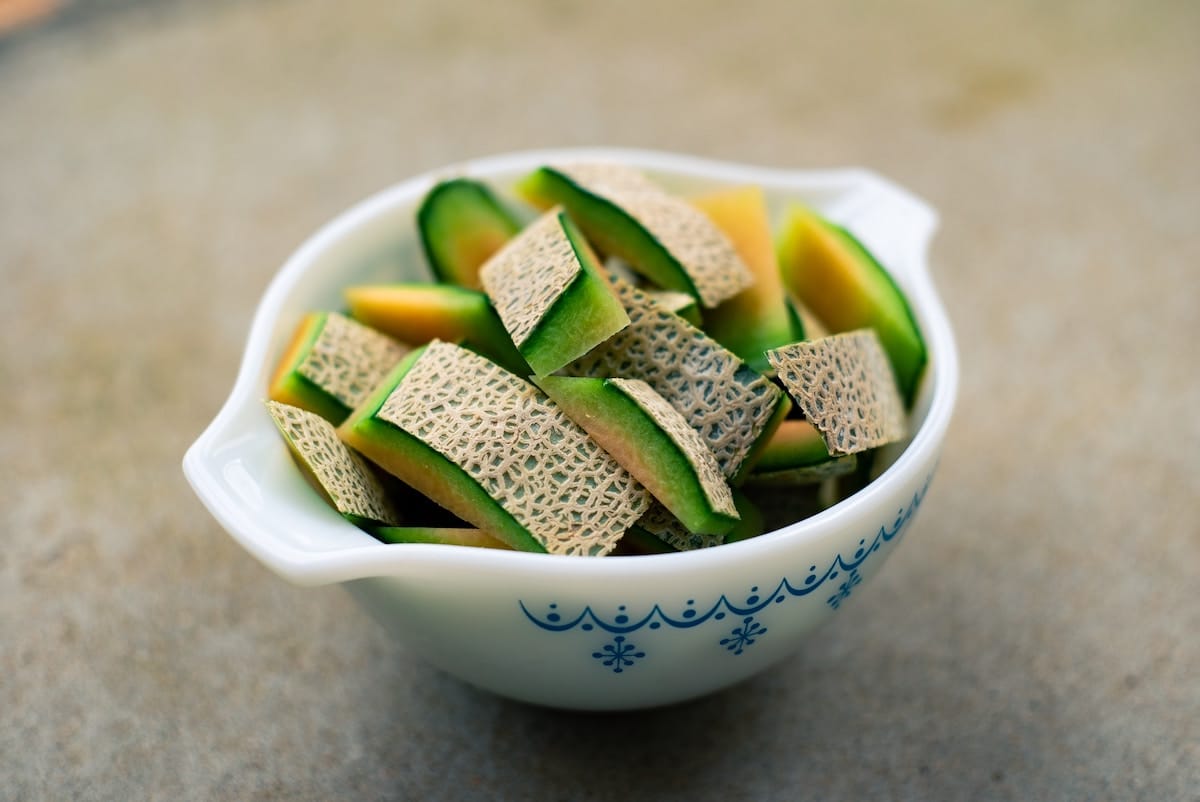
[{"x1": 184, "y1": 148, "x2": 954, "y2": 585}]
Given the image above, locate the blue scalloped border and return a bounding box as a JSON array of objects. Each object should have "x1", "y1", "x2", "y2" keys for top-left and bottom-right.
[{"x1": 520, "y1": 473, "x2": 933, "y2": 638}]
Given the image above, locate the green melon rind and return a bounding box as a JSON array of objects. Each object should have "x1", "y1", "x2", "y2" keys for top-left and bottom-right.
[
  {"x1": 777, "y1": 206, "x2": 927, "y2": 407},
  {"x1": 743, "y1": 455, "x2": 858, "y2": 487},
  {"x1": 371, "y1": 525, "x2": 513, "y2": 549},
  {"x1": 338, "y1": 346, "x2": 546, "y2": 553},
  {"x1": 483, "y1": 211, "x2": 630, "y2": 376},
  {"x1": 627, "y1": 491, "x2": 763, "y2": 551},
  {"x1": 270, "y1": 312, "x2": 351, "y2": 424},
  {"x1": 518, "y1": 166, "x2": 699, "y2": 299},
  {"x1": 535, "y1": 375, "x2": 739, "y2": 536},
  {"x1": 417, "y1": 178, "x2": 523, "y2": 289}
]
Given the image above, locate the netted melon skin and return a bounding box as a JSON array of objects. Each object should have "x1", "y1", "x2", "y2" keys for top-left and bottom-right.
[
  {"x1": 372, "y1": 341, "x2": 650, "y2": 556},
  {"x1": 527, "y1": 163, "x2": 754, "y2": 308},
  {"x1": 296, "y1": 313, "x2": 410, "y2": 411},
  {"x1": 767, "y1": 330, "x2": 906, "y2": 456},
  {"x1": 266, "y1": 400, "x2": 400, "y2": 525},
  {"x1": 565, "y1": 275, "x2": 788, "y2": 481}
]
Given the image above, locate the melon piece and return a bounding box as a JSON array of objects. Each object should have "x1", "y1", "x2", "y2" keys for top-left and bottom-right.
[
  {"x1": 338, "y1": 341, "x2": 650, "y2": 556},
  {"x1": 417, "y1": 178, "x2": 523, "y2": 289},
  {"x1": 516, "y1": 163, "x2": 754, "y2": 308},
  {"x1": 691, "y1": 186, "x2": 804, "y2": 373},
  {"x1": 626, "y1": 491, "x2": 763, "y2": 552},
  {"x1": 745, "y1": 419, "x2": 857, "y2": 485},
  {"x1": 479, "y1": 208, "x2": 630, "y2": 376},
  {"x1": 645, "y1": 289, "x2": 701, "y2": 326},
  {"x1": 343, "y1": 283, "x2": 527, "y2": 374},
  {"x1": 373, "y1": 526, "x2": 513, "y2": 549},
  {"x1": 766, "y1": 330, "x2": 906, "y2": 456},
  {"x1": 268, "y1": 311, "x2": 409, "y2": 425},
  {"x1": 535, "y1": 375, "x2": 739, "y2": 536},
  {"x1": 565, "y1": 274, "x2": 790, "y2": 483},
  {"x1": 265, "y1": 401, "x2": 400, "y2": 528},
  {"x1": 777, "y1": 205, "x2": 927, "y2": 406}
]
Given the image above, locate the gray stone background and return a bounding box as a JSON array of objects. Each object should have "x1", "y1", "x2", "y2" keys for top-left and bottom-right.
[{"x1": 1, "y1": 0, "x2": 1196, "y2": 799}]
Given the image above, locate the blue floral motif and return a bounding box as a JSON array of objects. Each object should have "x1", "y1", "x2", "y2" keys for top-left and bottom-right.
[
  {"x1": 522, "y1": 474, "x2": 933, "y2": 672},
  {"x1": 720, "y1": 616, "x2": 767, "y2": 655},
  {"x1": 826, "y1": 568, "x2": 862, "y2": 609},
  {"x1": 592, "y1": 635, "x2": 645, "y2": 673}
]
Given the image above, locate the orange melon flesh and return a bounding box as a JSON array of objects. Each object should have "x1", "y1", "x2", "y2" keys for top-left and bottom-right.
[
  {"x1": 745, "y1": 419, "x2": 858, "y2": 485},
  {"x1": 692, "y1": 186, "x2": 803, "y2": 373},
  {"x1": 268, "y1": 311, "x2": 408, "y2": 425},
  {"x1": 777, "y1": 206, "x2": 927, "y2": 406},
  {"x1": 343, "y1": 283, "x2": 528, "y2": 374}
]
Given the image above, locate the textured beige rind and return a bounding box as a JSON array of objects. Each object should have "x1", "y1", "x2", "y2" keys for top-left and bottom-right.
[
  {"x1": 635, "y1": 502, "x2": 724, "y2": 551},
  {"x1": 265, "y1": 400, "x2": 400, "y2": 524},
  {"x1": 767, "y1": 330, "x2": 906, "y2": 456},
  {"x1": 556, "y1": 163, "x2": 754, "y2": 307},
  {"x1": 376, "y1": 341, "x2": 650, "y2": 556},
  {"x1": 609, "y1": 378, "x2": 736, "y2": 518},
  {"x1": 567, "y1": 276, "x2": 784, "y2": 479},
  {"x1": 297, "y1": 312, "x2": 409, "y2": 410},
  {"x1": 478, "y1": 208, "x2": 579, "y2": 348}
]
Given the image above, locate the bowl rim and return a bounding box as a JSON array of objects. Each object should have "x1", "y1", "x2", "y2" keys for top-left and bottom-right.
[{"x1": 183, "y1": 147, "x2": 959, "y2": 586}]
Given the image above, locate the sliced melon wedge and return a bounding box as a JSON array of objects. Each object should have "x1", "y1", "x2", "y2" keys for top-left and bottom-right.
[
  {"x1": 343, "y1": 283, "x2": 528, "y2": 374},
  {"x1": 766, "y1": 330, "x2": 906, "y2": 457},
  {"x1": 268, "y1": 311, "x2": 409, "y2": 425},
  {"x1": 745, "y1": 419, "x2": 858, "y2": 485},
  {"x1": 516, "y1": 163, "x2": 754, "y2": 308},
  {"x1": 536, "y1": 375, "x2": 739, "y2": 536},
  {"x1": 372, "y1": 526, "x2": 513, "y2": 549},
  {"x1": 338, "y1": 341, "x2": 650, "y2": 556},
  {"x1": 565, "y1": 274, "x2": 790, "y2": 483},
  {"x1": 692, "y1": 185, "x2": 804, "y2": 373},
  {"x1": 479, "y1": 208, "x2": 629, "y2": 376},
  {"x1": 265, "y1": 400, "x2": 400, "y2": 529},
  {"x1": 417, "y1": 177, "x2": 524, "y2": 289},
  {"x1": 777, "y1": 205, "x2": 927, "y2": 406}
]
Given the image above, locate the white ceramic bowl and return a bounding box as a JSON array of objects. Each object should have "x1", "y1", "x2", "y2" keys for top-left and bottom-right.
[{"x1": 183, "y1": 148, "x2": 957, "y2": 711}]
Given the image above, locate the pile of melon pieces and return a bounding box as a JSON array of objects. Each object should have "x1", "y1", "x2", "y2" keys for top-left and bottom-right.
[{"x1": 266, "y1": 163, "x2": 926, "y2": 556}]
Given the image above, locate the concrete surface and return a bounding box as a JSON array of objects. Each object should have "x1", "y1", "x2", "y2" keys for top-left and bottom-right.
[{"x1": 1, "y1": 0, "x2": 1197, "y2": 799}]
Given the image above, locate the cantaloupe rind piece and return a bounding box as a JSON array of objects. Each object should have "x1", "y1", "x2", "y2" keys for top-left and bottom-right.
[
  {"x1": 766, "y1": 330, "x2": 906, "y2": 457},
  {"x1": 417, "y1": 177, "x2": 523, "y2": 290},
  {"x1": 372, "y1": 526, "x2": 513, "y2": 549},
  {"x1": 535, "y1": 375, "x2": 739, "y2": 536},
  {"x1": 777, "y1": 205, "x2": 927, "y2": 407},
  {"x1": 516, "y1": 163, "x2": 754, "y2": 308},
  {"x1": 343, "y1": 283, "x2": 528, "y2": 374},
  {"x1": 338, "y1": 341, "x2": 650, "y2": 556},
  {"x1": 268, "y1": 311, "x2": 409, "y2": 425},
  {"x1": 565, "y1": 274, "x2": 790, "y2": 483},
  {"x1": 691, "y1": 185, "x2": 804, "y2": 373},
  {"x1": 479, "y1": 208, "x2": 629, "y2": 376},
  {"x1": 265, "y1": 400, "x2": 400, "y2": 528}
]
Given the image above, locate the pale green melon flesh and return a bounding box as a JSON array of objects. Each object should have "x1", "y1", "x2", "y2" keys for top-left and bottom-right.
[
  {"x1": 480, "y1": 210, "x2": 629, "y2": 376},
  {"x1": 535, "y1": 375, "x2": 739, "y2": 536}
]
